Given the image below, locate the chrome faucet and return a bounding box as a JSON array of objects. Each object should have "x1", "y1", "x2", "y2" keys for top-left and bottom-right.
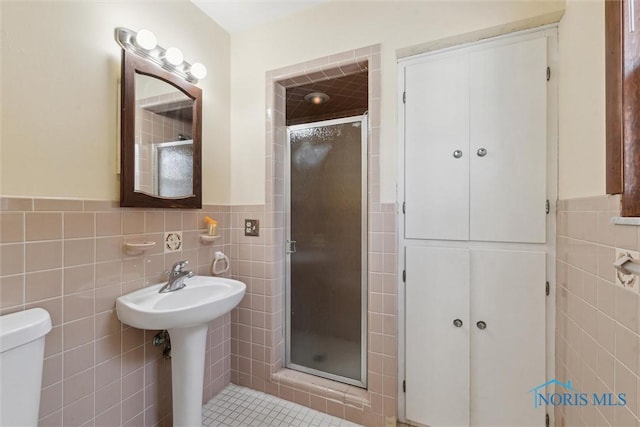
[{"x1": 158, "y1": 260, "x2": 194, "y2": 293}]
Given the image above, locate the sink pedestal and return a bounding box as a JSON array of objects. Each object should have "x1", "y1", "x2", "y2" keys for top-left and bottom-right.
[{"x1": 168, "y1": 324, "x2": 209, "y2": 427}]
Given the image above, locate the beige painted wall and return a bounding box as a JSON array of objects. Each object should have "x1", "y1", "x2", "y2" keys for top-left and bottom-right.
[
  {"x1": 0, "y1": 0, "x2": 607, "y2": 204},
  {"x1": 229, "y1": 0, "x2": 566, "y2": 204},
  {"x1": 0, "y1": 0, "x2": 231, "y2": 204},
  {"x1": 558, "y1": 0, "x2": 606, "y2": 199}
]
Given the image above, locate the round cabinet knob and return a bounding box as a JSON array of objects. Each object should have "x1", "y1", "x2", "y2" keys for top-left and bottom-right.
[
  {"x1": 453, "y1": 319, "x2": 463, "y2": 328},
  {"x1": 476, "y1": 321, "x2": 487, "y2": 330},
  {"x1": 453, "y1": 150, "x2": 463, "y2": 159},
  {"x1": 477, "y1": 148, "x2": 487, "y2": 157}
]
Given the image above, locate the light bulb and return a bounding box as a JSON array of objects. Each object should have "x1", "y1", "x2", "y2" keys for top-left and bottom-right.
[
  {"x1": 164, "y1": 47, "x2": 184, "y2": 66},
  {"x1": 189, "y1": 62, "x2": 207, "y2": 80},
  {"x1": 134, "y1": 29, "x2": 157, "y2": 50}
]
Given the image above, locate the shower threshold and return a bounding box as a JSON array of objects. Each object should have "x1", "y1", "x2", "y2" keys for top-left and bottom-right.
[{"x1": 289, "y1": 330, "x2": 364, "y2": 388}]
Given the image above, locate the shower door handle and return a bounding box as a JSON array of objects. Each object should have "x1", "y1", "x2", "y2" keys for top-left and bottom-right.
[{"x1": 286, "y1": 240, "x2": 297, "y2": 254}]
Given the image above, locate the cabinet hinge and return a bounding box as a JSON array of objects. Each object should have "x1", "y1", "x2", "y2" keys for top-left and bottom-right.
[
  {"x1": 403, "y1": 380, "x2": 406, "y2": 393},
  {"x1": 403, "y1": 91, "x2": 406, "y2": 104},
  {"x1": 546, "y1": 67, "x2": 551, "y2": 82},
  {"x1": 402, "y1": 270, "x2": 406, "y2": 283},
  {"x1": 402, "y1": 201, "x2": 406, "y2": 214},
  {"x1": 546, "y1": 281, "x2": 550, "y2": 296},
  {"x1": 546, "y1": 200, "x2": 550, "y2": 214},
  {"x1": 545, "y1": 413, "x2": 550, "y2": 427}
]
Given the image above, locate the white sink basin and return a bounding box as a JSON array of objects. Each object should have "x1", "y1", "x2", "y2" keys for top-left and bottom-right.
[
  {"x1": 116, "y1": 275, "x2": 246, "y2": 426},
  {"x1": 116, "y1": 276, "x2": 246, "y2": 330}
]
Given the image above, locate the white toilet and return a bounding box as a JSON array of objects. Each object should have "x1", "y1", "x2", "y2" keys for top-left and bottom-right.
[{"x1": 0, "y1": 308, "x2": 52, "y2": 426}]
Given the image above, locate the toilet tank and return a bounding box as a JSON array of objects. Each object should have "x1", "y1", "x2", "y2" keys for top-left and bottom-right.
[{"x1": 0, "y1": 308, "x2": 52, "y2": 427}]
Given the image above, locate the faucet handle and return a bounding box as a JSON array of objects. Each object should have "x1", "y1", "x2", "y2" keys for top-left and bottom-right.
[{"x1": 171, "y1": 260, "x2": 189, "y2": 272}]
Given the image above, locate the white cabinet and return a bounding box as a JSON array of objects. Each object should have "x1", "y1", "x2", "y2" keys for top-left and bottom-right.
[
  {"x1": 405, "y1": 247, "x2": 470, "y2": 426},
  {"x1": 404, "y1": 52, "x2": 470, "y2": 241},
  {"x1": 404, "y1": 36, "x2": 548, "y2": 244},
  {"x1": 405, "y1": 246, "x2": 546, "y2": 427},
  {"x1": 401, "y1": 29, "x2": 556, "y2": 427}
]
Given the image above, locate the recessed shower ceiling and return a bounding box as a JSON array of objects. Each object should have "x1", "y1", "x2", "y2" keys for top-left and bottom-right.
[
  {"x1": 191, "y1": 0, "x2": 328, "y2": 33},
  {"x1": 286, "y1": 71, "x2": 368, "y2": 126}
]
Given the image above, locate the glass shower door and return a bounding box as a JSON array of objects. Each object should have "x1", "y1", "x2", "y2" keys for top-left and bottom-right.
[{"x1": 286, "y1": 116, "x2": 367, "y2": 387}]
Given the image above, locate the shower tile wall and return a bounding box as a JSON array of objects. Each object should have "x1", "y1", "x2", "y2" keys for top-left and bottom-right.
[
  {"x1": 556, "y1": 195, "x2": 640, "y2": 426},
  {"x1": 0, "y1": 198, "x2": 231, "y2": 426},
  {"x1": 227, "y1": 45, "x2": 397, "y2": 426}
]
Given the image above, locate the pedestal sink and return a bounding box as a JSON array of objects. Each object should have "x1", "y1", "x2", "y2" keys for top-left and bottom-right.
[{"x1": 116, "y1": 276, "x2": 246, "y2": 427}]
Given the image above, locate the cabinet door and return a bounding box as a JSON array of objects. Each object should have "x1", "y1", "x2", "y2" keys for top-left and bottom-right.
[
  {"x1": 469, "y1": 37, "x2": 548, "y2": 243},
  {"x1": 405, "y1": 246, "x2": 470, "y2": 426},
  {"x1": 405, "y1": 53, "x2": 470, "y2": 240},
  {"x1": 470, "y1": 249, "x2": 546, "y2": 426}
]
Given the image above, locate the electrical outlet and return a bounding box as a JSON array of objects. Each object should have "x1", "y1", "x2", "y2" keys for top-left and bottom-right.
[
  {"x1": 615, "y1": 248, "x2": 640, "y2": 292},
  {"x1": 164, "y1": 231, "x2": 182, "y2": 253},
  {"x1": 245, "y1": 219, "x2": 259, "y2": 237}
]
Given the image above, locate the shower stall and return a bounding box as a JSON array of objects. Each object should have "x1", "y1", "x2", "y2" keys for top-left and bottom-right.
[{"x1": 285, "y1": 115, "x2": 367, "y2": 387}]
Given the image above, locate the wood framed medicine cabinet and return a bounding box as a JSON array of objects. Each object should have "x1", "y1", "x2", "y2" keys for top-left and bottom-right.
[
  {"x1": 120, "y1": 50, "x2": 202, "y2": 209},
  {"x1": 606, "y1": 0, "x2": 640, "y2": 216}
]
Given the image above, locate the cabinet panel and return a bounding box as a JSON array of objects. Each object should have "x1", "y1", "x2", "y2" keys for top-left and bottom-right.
[
  {"x1": 406, "y1": 246, "x2": 470, "y2": 427},
  {"x1": 405, "y1": 247, "x2": 546, "y2": 426},
  {"x1": 469, "y1": 38, "x2": 547, "y2": 243},
  {"x1": 405, "y1": 53, "x2": 470, "y2": 240},
  {"x1": 404, "y1": 35, "x2": 548, "y2": 243},
  {"x1": 470, "y1": 249, "x2": 546, "y2": 426}
]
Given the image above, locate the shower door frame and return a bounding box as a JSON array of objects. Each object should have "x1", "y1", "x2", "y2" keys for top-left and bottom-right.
[{"x1": 284, "y1": 115, "x2": 368, "y2": 388}]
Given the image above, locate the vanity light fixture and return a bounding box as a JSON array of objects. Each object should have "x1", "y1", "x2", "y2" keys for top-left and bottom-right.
[
  {"x1": 134, "y1": 29, "x2": 157, "y2": 50},
  {"x1": 304, "y1": 91, "x2": 330, "y2": 105},
  {"x1": 115, "y1": 27, "x2": 207, "y2": 84},
  {"x1": 189, "y1": 63, "x2": 207, "y2": 80},
  {"x1": 164, "y1": 47, "x2": 184, "y2": 66}
]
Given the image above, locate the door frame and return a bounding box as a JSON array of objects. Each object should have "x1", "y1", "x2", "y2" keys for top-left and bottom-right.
[
  {"x1": 396, "y1": 25, "x2": 558, "y2": 424},
  {"x1": 285, "y1": 114, "x2": 369, "y2": 388}
]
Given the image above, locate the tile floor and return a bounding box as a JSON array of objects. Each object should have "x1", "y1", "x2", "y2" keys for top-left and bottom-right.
[{"x1": 202, "y1": 384, "x2": 362, "y2": 427}]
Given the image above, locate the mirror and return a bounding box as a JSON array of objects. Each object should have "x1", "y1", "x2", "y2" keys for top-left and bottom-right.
[{"x1": 120, "y1": 50, "x2": 202, "y2": 208}]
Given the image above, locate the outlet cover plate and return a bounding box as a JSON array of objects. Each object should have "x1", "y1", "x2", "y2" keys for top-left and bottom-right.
[
  {"x1": 615, "y1": 248, "x2": 640, "y2": 292},
  {"x1": 164, "y1": 231, "x2": 182, "y2": 253},
  {"x1": 245, "y1": 219, "x2": 259, "y2": 237}
]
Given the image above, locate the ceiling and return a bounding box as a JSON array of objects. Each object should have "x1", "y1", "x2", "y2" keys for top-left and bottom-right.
[
  {"x1": 191, "y1": 1, "x2": 328, "y2": 34},
  {"x1": 286, "y1": 71, "x2": 368, "y2": 125},
  {"x1": 190, "y1": 1, "x2": 368, "y2": 124}
]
